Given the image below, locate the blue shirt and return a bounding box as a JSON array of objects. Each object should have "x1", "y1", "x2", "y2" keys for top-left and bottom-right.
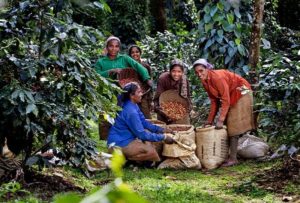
[{"x1": 107, "y1": 100, "x2": 165, "y2": 147}]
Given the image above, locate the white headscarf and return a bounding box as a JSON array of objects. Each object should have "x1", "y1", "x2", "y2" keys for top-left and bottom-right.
[
  {"x1": 192, "y1": 59, "x2": 214, "y2": 70},
  {"x1": 105, "y1": 36, "x2": 121, "y2": 47}
]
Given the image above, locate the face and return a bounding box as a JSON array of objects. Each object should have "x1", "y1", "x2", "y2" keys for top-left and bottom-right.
[
  {"x1": 194, "y1": 65, "x2": 208, "y2": 80},
  {"x1": 130, "y1": 47, "x2": 141, "y2": 61},
  {"x1": 170, "y1": 65, "x2": 184, "y2": 81},
  {"x1": 107, "y1": 40, "x2": 120, "y2": 57},
  {"x1": 130, "y1": 86, "x2": 143, "y2": 103}
]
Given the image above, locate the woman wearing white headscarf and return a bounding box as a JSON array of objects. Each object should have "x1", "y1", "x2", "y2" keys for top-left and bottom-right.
[{"x1": 193, "y1": 59, "x2": 255, "y2": 167}]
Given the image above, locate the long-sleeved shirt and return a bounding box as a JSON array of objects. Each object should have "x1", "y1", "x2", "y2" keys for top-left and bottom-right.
[
  {"x1": 94, "y1": 54, "x2": 150, "y2": 81},
  {"x1": 153, "y1": 72, "x2": 191, "y2": 109},
  {"x1": 201, "y1": 69, "x2": 251, "y2": 123},
  {"x1": 107, "y1": 100, "x2": 165, "y2": 147}
]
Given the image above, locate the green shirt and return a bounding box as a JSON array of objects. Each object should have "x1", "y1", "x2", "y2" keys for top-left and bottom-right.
[{"x1": 94, "y1": 54, "x2": 150, "y2": 81}]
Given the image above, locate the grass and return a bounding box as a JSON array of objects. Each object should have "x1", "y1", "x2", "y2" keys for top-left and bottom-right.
[{"x1": 2, "y1": 122, "x2": 299, "y2": 202}]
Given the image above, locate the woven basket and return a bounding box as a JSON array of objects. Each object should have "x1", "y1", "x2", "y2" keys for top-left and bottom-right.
[
  {"x1": 195, "y1": 126, "x2": 228, "y2": 170},
  {"x1": 159, "y1": 90, "x2": 189, "y2": 121},
  {"x1": 117, "y1": 68, "x2": 149, "y2": 93}
]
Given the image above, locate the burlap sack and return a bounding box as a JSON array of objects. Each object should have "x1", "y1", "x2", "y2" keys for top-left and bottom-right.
[
  {"x1": 237, "y1": 133, "x2": 269, "y2": 159},
  {"x1": 157, "y1": 158, "x2": 186, "y2": 169},
  {"x1": 227, "y1": 92, "x2": 255, "y2": 136},
  {"x1": 179, "y1": 154, "x2": 201, "y2": 169},
  {"x1": 195, "y1": 126, "x2": 228, "y2": 170},
  {"x1": 157, "y1": 154, "x2": 201, "y2": 170},
  {"x1": 162, "y1": 125, "x2": 195, "y2": 158}
]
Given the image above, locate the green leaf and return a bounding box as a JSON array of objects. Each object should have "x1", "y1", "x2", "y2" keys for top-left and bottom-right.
[
  {"x1": 217, "y1": 2, "x2": 224, "y2": 11},
  {"x1": 237, "y1": 45, "x2": 246, "y2": 56},
  {"x1": 235, "y1": 38, "x2": 241, "y2": 46},
  {"x1": 205, "y1": 23, "x2": 213, "y2": 32},
  {"x1": 210, "y1": 6, "x2": 218, "y2": 17},
  {"x1": 227, "y1": 13, "x2": 234, "y2": 24},
  {"x1": 110, "y1": 149, "x2": 126, "y2": 177},
  {"x1": 204, "y1": 39, "x2": 213, "y2": 50},
  {"x1": 234, "y1": 8, "x2": 241, "y2": 18},
  {"x1": 217, "y1": 30, "x2": 224, "y2": 37},
  {"x1": 204, "y1": 5, "x2": 210, "y2": 14},
  {"x1": 26, "y1": 103, "x2": 38, "y2": 116},
  {"x1": 204, "y1": 14, "x2": 211, "y2": 23}
]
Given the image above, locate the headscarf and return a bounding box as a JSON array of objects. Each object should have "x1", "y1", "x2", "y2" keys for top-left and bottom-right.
[
  {"x1": 169, "y1": 59, "x2": 184, "y2": 71},
  {"x1": 128, "y1": 44, "x2": 142, "y2": 56},
  {"x1": 105, "y1": 36, "x2": 121, "y2": 48},
  {"x1": 192, "y1": 58, "x2": 214, "y2": 70},
  {"x1": 169, "y1": 59, "x2": 188, "y2": 99},
  {"x1": 117, "y1": 82, "x2": 140, "y2": 107}
]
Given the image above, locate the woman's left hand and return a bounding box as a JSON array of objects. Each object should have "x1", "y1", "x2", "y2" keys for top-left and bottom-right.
[
  {"x1": 146, "y1": 79, "x2": 153, "y2": 88},
  {"x1": 215, "y1": 120, "x2": 224, "y2": 129}
]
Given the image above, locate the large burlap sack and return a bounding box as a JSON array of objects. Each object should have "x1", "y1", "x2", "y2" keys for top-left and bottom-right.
[
  {"x1": 162, "y1": 125, "x2": 195, "y2": 158},
  {"x1": 195, "y1": 126, "x2": 228, "y2": 170},
  {"x1": 227, "y1": 92, "x2": 255, "y2": 136},
  {"x1": 157, "y1": 154, "x2": 201, "y2": 170},
  {"x1": 237, "y1": 133, "x2": 269, "y2": 158},
  {"x1": 179, "y1": 154, "x2": 201, "y2": 169},
  {"x1": 157, "y1": 158, "x2": 186, "y2": 169}
]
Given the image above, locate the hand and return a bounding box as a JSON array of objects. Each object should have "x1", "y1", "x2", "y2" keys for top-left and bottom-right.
[
  {"x1": 146, "y1": 79, "x2": 153, "y2": 88},
  {"x1": 109, "y1": 68, "x2": 122, "y2": 76},
  {"x1": 163, "y1": 128, "x2": 175, "y2": 134},
  {"x1": 203, "y1": 121, "x2": 212, "y2": 128},
  {"x1": 215, "y1": 120, "x2": 224, "y2": 129},
  {"x1": 164, "y1": 135, "x2": 175, "y2": 144}
]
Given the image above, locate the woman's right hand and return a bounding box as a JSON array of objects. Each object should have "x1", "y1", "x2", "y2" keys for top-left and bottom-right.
[{"x1": 164, "y1": 135, "x2": 175, "y2": 144}]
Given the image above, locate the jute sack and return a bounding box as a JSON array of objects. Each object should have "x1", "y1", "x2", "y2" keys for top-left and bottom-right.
[
  {"x1": 162, "y1": 125, "x2": 195, "y2": 158},
  {"x1": 157, "y1": 154, "x2": 201, "y2": 170},
  {"x1": 157, "y1": 158, "x2": 186, "y2": 169},
  {"x1": 195, "y1": 126, "x2": 228, "y2": 170},
  {"x1": 227, "y1": 92, "x2": 255, "y2": 136},
  {"x1": 179, "y1": 153, "x2": 201, "y2": 169},
  {"x1": 237, "y1": 133, "x2": 269, "y2": 159}
]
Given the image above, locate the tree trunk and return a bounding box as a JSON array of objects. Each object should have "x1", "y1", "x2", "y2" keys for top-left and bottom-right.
[
  {"x1": 150, "y1": 0, "x2": 167, "y2": 33},
  {"x1": 249, "y1": 0, "x2": 265, "y2": 86},
  {"x1": 248, "y1": 0, "x2": 265, "y2": 129}
]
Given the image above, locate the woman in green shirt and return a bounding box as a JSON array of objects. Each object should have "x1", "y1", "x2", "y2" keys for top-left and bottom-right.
[{"x1": 94, "y1": 36, "x2": 152, "y2": 87}]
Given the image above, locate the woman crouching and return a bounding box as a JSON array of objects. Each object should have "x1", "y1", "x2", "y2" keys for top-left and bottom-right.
[{"x1": 107, "y1": 82, "x2": 175, "y2": 163}]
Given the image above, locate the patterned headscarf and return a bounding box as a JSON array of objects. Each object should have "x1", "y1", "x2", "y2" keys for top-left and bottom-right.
[{"x1": 192, "y1": 59, "x2": 214, "y2": 70}]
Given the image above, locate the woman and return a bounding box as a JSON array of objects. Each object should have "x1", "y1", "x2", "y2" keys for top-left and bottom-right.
[
  {"x1": 94, "y1": 36, "x2": 152, "y2": 87},
  {"x1": 128, "y1": 44, "x2": 152, "y2": 119},
  {"x1": 154, "y1": 59, "x2": 191, "y2": 124},
  {"x1": 193, "y1": 58, "x2": 255, "y2": 167},
  {"x1": 107, "y1": 82, "x2": 175, "y2": 162}
]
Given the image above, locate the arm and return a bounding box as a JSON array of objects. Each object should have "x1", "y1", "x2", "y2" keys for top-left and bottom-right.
[
  {"x1": 94, "y1": 59, "x2": 110, "y2": 78},
  {"x1": 153, "y1": 76, "x2": 165, "y2": 111},
  {"x1": 137, "y1": 108, "x2": 164, "y2": 133},
  {"x1": 127, "y1": 112, "x2": 165, "y2": 142},
  {"x1": 213, "y1": 78, "x2": 230, "y2": 122},
  {"x1": 125, "y1": 55, "x2": 150, "y2": 81}
]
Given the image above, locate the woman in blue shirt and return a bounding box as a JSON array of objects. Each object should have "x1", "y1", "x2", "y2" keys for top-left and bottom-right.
[{"x1": 108, "y1": 82, "x2": 175, "y2": 162}]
